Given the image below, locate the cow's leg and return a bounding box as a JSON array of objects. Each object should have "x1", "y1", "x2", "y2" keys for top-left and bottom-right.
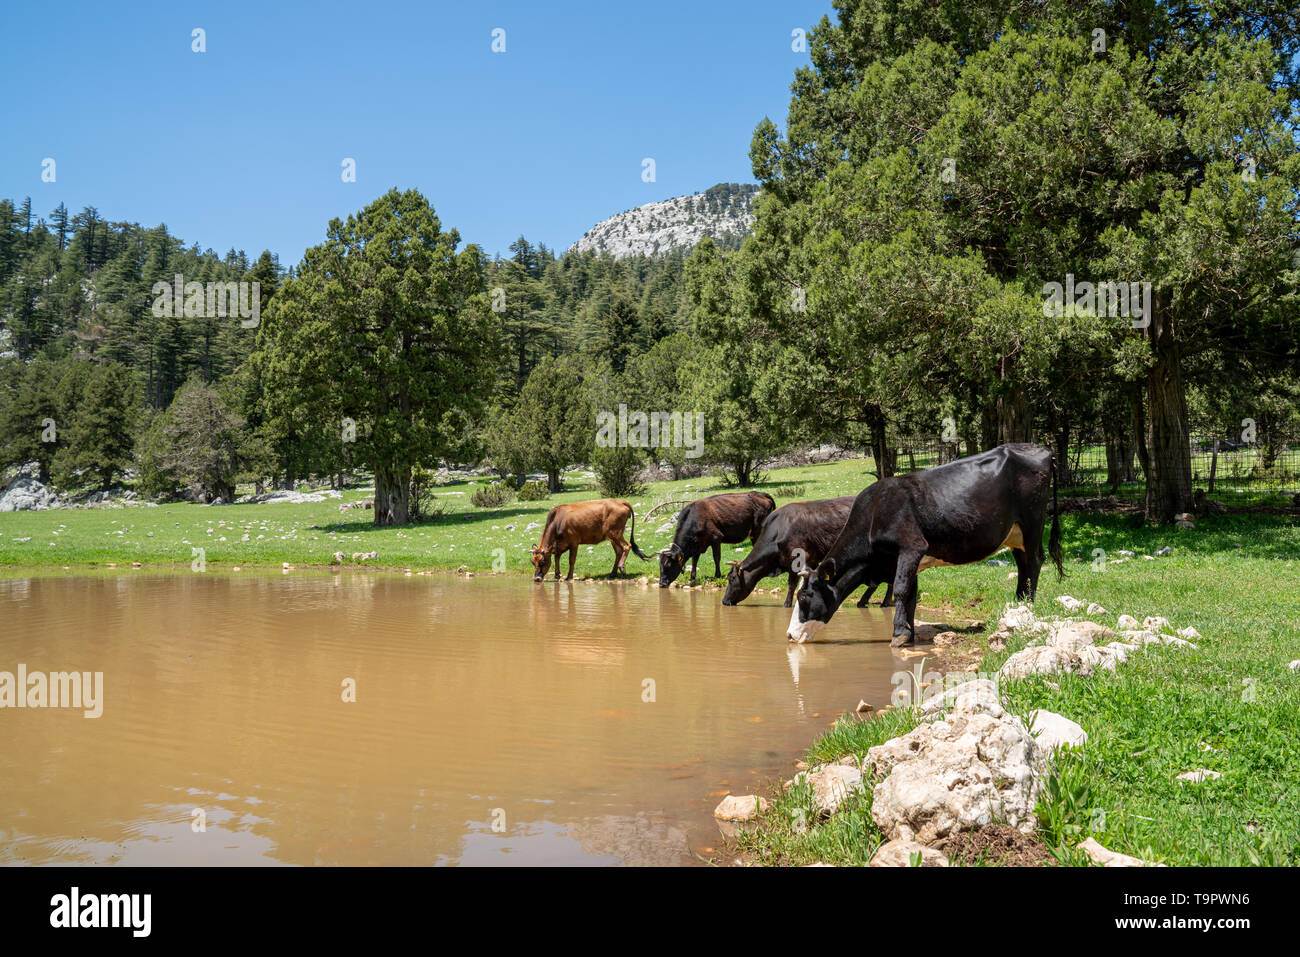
[
  {"x1": 689, "y1": 555, "x2": 698, "y2": 585},
  {"x1": 1027, "y1": 544, "x2": 1045, "y2": 600},
  {"x1": 1011, "y1": 548, "x2": 1031, "y2": 601},
  {"x1": 712, "y1": 542, "x2": 722, "y2": 579},
  {"x1": 610, "y1": 536, "x2": 630, "y2": 576},
  {"x1": 566, "y1": 548, "x2": 576, "y2": 581},
  {"x1": 857, "y1": 581, "x2": 879, "y2": 608},
  {"x1": 1024, "y1": 517, "x2": 1047, "y2": 600},
  {"x1": 784, "y1": 572, "x2": 798, "y2": 608},
  {"x1": 554, "y1": 549, "x2": 563, "y2": 580},
  {"x1": 890, "y1": 550, "x2": 925, "y2": 646},
  {"x1": 881, "y1": 582, "x2": 896, "y2": 608}
]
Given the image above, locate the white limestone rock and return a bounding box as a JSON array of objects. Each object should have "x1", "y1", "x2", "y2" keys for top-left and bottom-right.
[
  {"x1": 0, "y1": 477, "x2": 57, "y2": 511},
  {"x1": 998, "y1": 645, "x2": 1091, "y2": 681},
  {"x1": 1027, "y1": 709, "x2": 1088, "y2": 753},
  {"x1": 867, "y1": 711, "x2": 1045, "y2": 843},
  {"x1": 1079, "y1": 837, "x2": 1165, "y2": 867},
  {"x1": 869, "y1": 839, "x2": 949, "y2": 867},
  {"x1": 713, "y1": 794, "x2": 769, "y2": 822}
]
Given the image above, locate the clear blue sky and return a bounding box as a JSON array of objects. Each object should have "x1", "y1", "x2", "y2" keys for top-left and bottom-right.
[{"x1": 0, "y1": 0, "x2": 828, "y2": 264}]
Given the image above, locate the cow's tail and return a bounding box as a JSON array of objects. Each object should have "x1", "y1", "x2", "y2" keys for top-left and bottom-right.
[
  {"x1": 627, "y1": 506, "x2": 649, "y2": 561},
  {"x1": 1049, "y1": 455, "x2": 1064, "y2": 579}
]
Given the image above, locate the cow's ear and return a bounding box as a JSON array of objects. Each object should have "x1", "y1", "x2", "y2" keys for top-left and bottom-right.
[{"x1": 818, "y1": 557, "x2": 838, "y2": 582}]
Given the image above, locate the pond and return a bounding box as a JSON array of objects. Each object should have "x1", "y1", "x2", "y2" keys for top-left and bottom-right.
[{"x1": 0, "y1": 571, "x2": 937, "y2": 865}]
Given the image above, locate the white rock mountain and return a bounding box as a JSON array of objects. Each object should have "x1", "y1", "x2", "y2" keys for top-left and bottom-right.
[{"x1": 569, "y1": 182, "x2": 758, "y2": 258}]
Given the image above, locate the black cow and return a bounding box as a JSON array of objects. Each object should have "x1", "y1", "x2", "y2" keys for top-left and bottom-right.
[
  {"x1": 787, "y1": 443, "x2": 1063, "y2": 646},
  {"x1": 721, "y1": 497, "x2": 878, "y2": 607},
  {"x1": 659, "y1": 491, "x2": 776, "y2": 586}
]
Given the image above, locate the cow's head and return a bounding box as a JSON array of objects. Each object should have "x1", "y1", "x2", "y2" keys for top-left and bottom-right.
[
  {"x1": 721, "y1": 560, "x2": 751, "y2": 605},
  {"x1": 658, "y1": 542, "x2": 686, "y2": 587},
  {"x1": 787, "y1": 558, "x2": 840, "y2": 642},
  {"x1": 530, "y1": 544, "x2": 552, "y2": 581}
]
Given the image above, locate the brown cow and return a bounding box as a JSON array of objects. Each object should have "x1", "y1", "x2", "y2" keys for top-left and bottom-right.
[{"x1": 531, "y1": 499, "x2": 649, "y2": 581}]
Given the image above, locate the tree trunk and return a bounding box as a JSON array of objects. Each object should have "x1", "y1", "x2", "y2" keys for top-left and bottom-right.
[
  {"x1": 730, "y1": 457, "x2": 757, "y2": 486},
  {"x1": 1142, "y1": 301, "x2": 1193, "y2": 523},
  {"x1": 1131, "y1": 382, "x2": 1151, "y2": 498},
  {"x1": 995, "y1": 355, "x2": 1032, "y2": 445},
  {"x1": 1259, "y1": 410, "x2": 1277, "y2": 471},
  {"x1": 547, "y1": 469, "x2": 562, "y2": 493},
  {"x1": 1054, "y1": 423, "x2": 1070, "y2": 487},
  {"x1": 979, "y1": 403, "x2": 999, "y2": 451},
  {"x1": 374, "y1": 466, "x2": 412, "y2": 525},
  {"x1": 868, "y1": 407, "x2": 894, "y2": 479},
  {"x1": 1103, "y1": 416, "x2": 1135, "y2": 494},
  {"x1": 996, "y1": 389, "x2": 1031, "y2": 444}
]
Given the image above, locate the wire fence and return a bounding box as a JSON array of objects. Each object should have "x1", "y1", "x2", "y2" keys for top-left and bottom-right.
[{"x1": 887, "y1": 425, "x2": 1300, "y2": 500}]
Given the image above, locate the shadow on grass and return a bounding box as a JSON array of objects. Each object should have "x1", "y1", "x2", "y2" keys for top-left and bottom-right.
[
  {"x1": 1061, "y1": 512, "x2": 1300, "y2": 562},
  {"x1": 312, "y1": 504, "x2": 552, "y2": 534}
]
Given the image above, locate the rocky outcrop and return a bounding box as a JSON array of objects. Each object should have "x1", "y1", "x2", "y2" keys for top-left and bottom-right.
[
  {"x1": 570, "y1": 182, "x2": 756, "y2": 258},
  {"x1": 867, "y1": 708, "x2": 1045, "y2": 844},
  {"x1": 918, "y1": 678, "x2": 1005, "y2": 719},
  {"x1": 754, "y1": 599, "x2": 1202, "y2": 867},
  {"x1": 0, "y1": 477, "x2": 57, "y2": 511},
  {"x1": 998, "y1": 644, "x2": 1091, "y2": 680}
]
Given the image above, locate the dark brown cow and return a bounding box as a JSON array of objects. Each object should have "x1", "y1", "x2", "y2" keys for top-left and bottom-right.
[
  {"x1": 658, "y1": 491, "x2": 776, "y2": 586},
  {"x1": 721, "y1": 496, "x2": 923, "y2": 608},
  {"x1": 531, "y1": 499, "x2": 648, "y2": 581},
  {"x1": 722, "y1": 497, "x2": 862, "y2": 607}
]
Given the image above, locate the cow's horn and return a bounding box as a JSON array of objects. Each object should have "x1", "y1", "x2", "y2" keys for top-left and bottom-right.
[
  {"x1": 726, "y1": 560, "x2": 741, "y2": 567},
  {"x1": 658, "y1": 547, "x2": 672, "y2": 556}
]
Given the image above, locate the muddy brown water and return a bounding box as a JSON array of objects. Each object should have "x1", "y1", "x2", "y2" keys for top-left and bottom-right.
[{"x1": 0, "y1": 571, "x2": 943, "y2": 866}]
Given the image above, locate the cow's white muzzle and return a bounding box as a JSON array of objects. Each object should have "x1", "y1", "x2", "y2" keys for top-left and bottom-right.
[{"x1": 786, "y1": 605, "x2": 825, "y2": 643}]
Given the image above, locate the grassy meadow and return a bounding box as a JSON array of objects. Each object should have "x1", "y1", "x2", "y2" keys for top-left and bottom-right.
[{"x1": 0, "y1": 459, "x2": 880, "y2": 577}]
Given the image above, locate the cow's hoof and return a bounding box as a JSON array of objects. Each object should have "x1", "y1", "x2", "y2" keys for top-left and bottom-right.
[{"x1": 890, "y1": 632, "x2": 914, "y2": 647}]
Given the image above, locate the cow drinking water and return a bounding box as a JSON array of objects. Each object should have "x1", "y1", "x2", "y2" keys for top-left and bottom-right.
[
  {"x1": 787, "y1": 443, "x2": 1063, "y2": 646},
  {"x1": 531, "y1": 499, "x2": 648, "y2": 581},
  {"x1": 658, "y1": 491, "x2": 776, "y2": 586},
  {"x1": 722, "y1": 496, "x2": 929, "y2": 608}
]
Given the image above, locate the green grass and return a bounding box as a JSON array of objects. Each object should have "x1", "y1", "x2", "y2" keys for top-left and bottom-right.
[
  {"x1": 734, "y1": 511, "x2": 1300, "y2": 866},
  {"x1": 0, "y1": 459, "x2": 883, "y2": 579}
]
